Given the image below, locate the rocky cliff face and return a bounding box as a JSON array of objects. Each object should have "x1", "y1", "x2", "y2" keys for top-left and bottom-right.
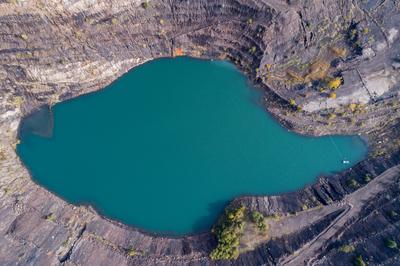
[{"x1": 0, "y1": 0, "x2": 399, "y2": 265}]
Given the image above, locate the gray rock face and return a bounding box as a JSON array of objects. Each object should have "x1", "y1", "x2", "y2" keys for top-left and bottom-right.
[{"x1": 0, "y1": 0, "x2": 399, "y2": 265}]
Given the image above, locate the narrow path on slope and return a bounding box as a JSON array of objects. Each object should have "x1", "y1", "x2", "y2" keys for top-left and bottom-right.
[{"x1": 280, "y1": 165, "x2": 400, "y2": 266}]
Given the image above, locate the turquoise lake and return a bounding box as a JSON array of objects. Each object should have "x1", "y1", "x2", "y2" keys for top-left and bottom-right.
[{"x1": 17, "y1": 57, "x2": 367, "y2": 235}]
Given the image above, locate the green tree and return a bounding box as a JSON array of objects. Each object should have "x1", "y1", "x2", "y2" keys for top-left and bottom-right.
[{"x1": 141, "y1": 1, "x2": 149, "y2": 9}]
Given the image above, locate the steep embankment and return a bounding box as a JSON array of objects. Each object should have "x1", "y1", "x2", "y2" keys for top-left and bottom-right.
[{"x1": 0, "y1": 0, "x2": 400, "y2": 265}]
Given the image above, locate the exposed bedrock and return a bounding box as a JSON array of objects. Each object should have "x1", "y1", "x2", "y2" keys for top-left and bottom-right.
[{"x1": 0, "y1": 0, "x2": 400, "y2": 265}]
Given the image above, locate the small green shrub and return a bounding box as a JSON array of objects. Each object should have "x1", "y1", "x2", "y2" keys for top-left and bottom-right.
[
  {"x1": 248, "y1": 46, "x2": 257, "y2": 54},
  {"x1": 128, "y1": 248, "x2": 138, "y2": 257},
  {"x1": 388, "y1": 210, "x2": 398, "y2": 218},
  {"x1": 363, "y1": 174, "x2": 372, "y2": 183},
  {"x1": 347, "y1": 178, "x2": 359, "y2": 189},
  {"x1": 265, "y1": 213, "x2": 281, "y2": 221},
  {"x1": 250, "y1": 211, "x2": 267, "y2": 231},
  {"x1": 385, "y1": 239, "x2": 397, "y2": 249},
  {"x1": 0, "y1": 150, "x2": 6, "y2": 160},
  {"x1": 353, "y1": 255, "x2": 366, "y2": 266},
  {"x1": 45, "y1": 213, "x2": 56, "y2": 222},
  {"x1": 141, "y1": 1, "x2": 149, "y2": 9},
  {"x1": 328, "y1": 113, "x2": 337, "y2": 120},
  {"x1": 339, "y1": 244, "x2": 355, "y2": 253},
  {"x1": 61, "y1": 239, "x2": 69, "y2": 247}
]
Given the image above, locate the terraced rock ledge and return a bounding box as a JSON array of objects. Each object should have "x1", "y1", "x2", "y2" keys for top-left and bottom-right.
[{"x1": 0, "y1": 0, "x2": 400, "y2": 265}]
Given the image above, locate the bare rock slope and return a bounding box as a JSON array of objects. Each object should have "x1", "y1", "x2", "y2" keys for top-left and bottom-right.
[{"x1": 0, "y1": 0, "x2": 400, "y2": 265}]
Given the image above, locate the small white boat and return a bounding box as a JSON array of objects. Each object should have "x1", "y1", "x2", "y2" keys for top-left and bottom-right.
[{"x1": 342, "y1": 160, "x2": 350, "y2": 164}]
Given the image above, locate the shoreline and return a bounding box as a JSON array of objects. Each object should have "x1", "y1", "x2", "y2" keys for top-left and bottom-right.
[{"x1": 15, "y1": 57, "x2": 369, "y2": 238}]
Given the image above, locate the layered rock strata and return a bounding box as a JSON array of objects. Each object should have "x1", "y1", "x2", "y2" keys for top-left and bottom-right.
[{"x1": 0, "y1": 0, "x2": 400, "y2": 265}]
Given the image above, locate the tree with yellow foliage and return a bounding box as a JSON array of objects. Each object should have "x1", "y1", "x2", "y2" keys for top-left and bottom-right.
[
  {"x1": 327, "y1": 77, "x2": 342, "y2": 90},
  {"x1": 349, "y1": 103, "x2": 358, "y2": 112}
]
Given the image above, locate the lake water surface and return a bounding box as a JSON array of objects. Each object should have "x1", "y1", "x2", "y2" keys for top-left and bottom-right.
[{"x1": 17, "y1": 57, "x2": 367, "y2": 235}]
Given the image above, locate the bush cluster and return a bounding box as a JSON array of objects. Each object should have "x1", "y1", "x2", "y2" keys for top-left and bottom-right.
[
  {"x1": 210, "y1": 206, "x2": 246, "y2": 260},
  {"x1": 250, "y1": 211, "x2": 267, "y2": 231}
]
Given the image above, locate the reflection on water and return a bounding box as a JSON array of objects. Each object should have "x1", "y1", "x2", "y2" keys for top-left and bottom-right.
[{"x1": 19, "y1": 105, "x2": 53, "y2": 138}]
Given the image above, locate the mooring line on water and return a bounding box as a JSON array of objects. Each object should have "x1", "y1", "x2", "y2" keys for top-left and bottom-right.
[{"x1": 329, "y1": 135, "x2": 345, "y2": 161}]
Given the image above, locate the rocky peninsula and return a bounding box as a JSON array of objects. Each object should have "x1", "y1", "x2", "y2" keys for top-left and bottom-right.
[{"x1": 0, "y1": 0, "x2": 399, "y2": 265}]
